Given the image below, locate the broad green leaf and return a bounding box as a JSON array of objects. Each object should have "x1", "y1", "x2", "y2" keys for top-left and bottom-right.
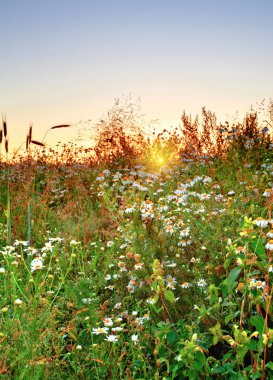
[
  {"x1": 265, "y1": 361, "x2": 273, "y2": 370},
  {"x1": 252, "y1": 239, "x2": 266, "y2": 260},
  {"x1": 151, "y1": 280, "x2": 158, "y2": 291},
  {"x1": 188, "y1": 368, "x2": 197, "y2": 379},
  {"x1": 224, "y1": 311, "x2": 240, "y2": 324},
  {"x1": 195, "y1": 350, "x2": 205, "y2": 365},
  {"x1": 166, "y1": 331, "x2": 177, "y2": 345},
  {"x1": 221, "y1": 283, "x2": 228, "y2": 297},
  {"x1": 213, "y1": 335, "x2": 219, "y2": 345},
  {"x1": 193, "y1": 360, "x2": 203, "y2": 371},
  {"x1": 164, "y1": 289, "x2": 175, "y2": 303},
  {"x1": 247, "y1": 338, "x2": 258, "y2": 351},
  {"x1": 226, "y1": 267, "x2": 242, "y2": 287},
  {"x1": 209, "y1": 322, "x2": 223, "y2": 345},
  {"x1": 250, "y1": 315, "x2": 265, "y2": 334}
]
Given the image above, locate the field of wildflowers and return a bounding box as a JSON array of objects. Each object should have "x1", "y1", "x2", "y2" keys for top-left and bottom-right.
[{"x1": 1, "y1": 102, "x2": 273, "y2": 379}]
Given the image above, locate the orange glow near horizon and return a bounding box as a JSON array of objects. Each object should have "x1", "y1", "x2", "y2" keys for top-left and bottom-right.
[
  {"x1": 4, "y1": 97, "x2": 268, "y2": 155},
  {"x1": 1, "y1": 2, "x2": 272, "y2": 154}
]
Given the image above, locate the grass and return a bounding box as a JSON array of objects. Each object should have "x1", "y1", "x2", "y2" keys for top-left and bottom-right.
[{"x1": 1, "y1": 101, "x2": 273, "y2": 379}]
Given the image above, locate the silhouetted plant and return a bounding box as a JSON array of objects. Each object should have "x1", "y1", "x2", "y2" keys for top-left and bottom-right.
[{"x1": 93, "y1": 95, "x2": 147, "y2": 163}]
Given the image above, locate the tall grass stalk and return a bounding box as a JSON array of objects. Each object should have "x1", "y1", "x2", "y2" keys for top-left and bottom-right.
[
  {"x1": 27, "y1": 200, "x2": 31, "y2": 245},
  {"x1": 6, "y1": 183, "x2": 12, "y2": 245}
]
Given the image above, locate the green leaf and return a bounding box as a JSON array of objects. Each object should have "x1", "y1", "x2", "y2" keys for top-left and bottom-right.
[
  {"x1": 195, "y1": 350, "x2": 205, "y2": 365},
  {"x1": 265, "y1": 361, "x2": 273, "y2": 370},
  {"x1": 188, "y1": 368, "x2": 197, "y2": 379},
  {"x1": 224, "y1": 311, "x2": 240, "y2": 324},
  {"x1": 166, "y1": 331, "x2": 177, "y2": 345},
  {"x1": 252, "y1": 239, "x2": 266, "y2": 260},
  {"x1": 247, "y1": 338, "x2": 258, "y2": 351},
  {"x1": 164, "y1": 289, "x2": 175, "y2": 303},
  {"x1": 221, "y1": 283, "x2": 228, "y2": 297},
  {"x1": 149, "y1": 302, "x2": 160, "y2": 315},
  {"x1": 213, "y1": 335, "x2": 219, "y2": 345},
  {"x1": 250, "y1": 315, "x2": 265, "y2": 334},
  {"x1": 209, "y1": 322, "x2": 223, "y2": 344},
  {"x1": 226, "y1": 267, "x2": 242, "y2": 287},
  {"x1": 193, "y1": 360, "x2": 203, "y2": 371},
  {"x1": 151, "y1": 280, "x2": 158, "y2": 291}
]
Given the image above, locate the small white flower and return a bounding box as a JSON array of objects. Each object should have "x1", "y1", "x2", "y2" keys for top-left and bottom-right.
[
  {"x1": 227, "y1": 191, "x2": 235, "y2": 196},
  {"x1": 96, "y1": 174, "x2": 105, "y2": 181},
  {"x1": 267, "y1": 231, "x2": 273, "y2": 238},
  {"x1": 13, "y1": 240, "x2": 28, "y2": 247},
  {"x1": 263, "y1": 189, "x2": 272, "y2": 197},
  {"x1": 134, "y1": 262, "x2": 144, "y2": 270},
  {"x1": 102, "y1": 169, "x2": 110, "y2": 176},
  {"x1": 91, "y1": 327, "x2": 109, "y2": 335},
  {"x1": 131, "y1": 334, "x2": 139, "y2": 344},
  {"x1": 76, "y1": 345, "x2": 82, "y2": 350},
  {"x1": 103, "y1": 318, "x2": 113, "y2": 327},
  {"x1": 124, "y1": 206, "x2": 136, "y2": 213},
  {"x1": 82, "y1": 298, "x2": 93, "y2": 304},
  {"x1": 255, "y1": 280, "x2": 266, "y2": 289},
  {"x1": 127, "y1": 283, "x2": 135, "y2": 293},
  {"x1": 265, "y1": 240, "x2": 273, "y2": 251},
  {"x1": 0, "y1": 268, "x2": 5, "y2": 274},
  {"x1": 165, "y1": 275, "x2": 177, "y2": 289},
  {"x1": 41, "y1": 242, "x2": 53, "y2": 252},
  {"x1": 1, "y1": 246, "x2": 15, "y2": 255},
  {"x1": 49, "y1": 237, "x2": 63, "y2": 243},
  {"x1": 104, "y1": 285, "x2": 115, "y2": 290},
  {"x1": 112, "y1": 326, "x2": 123, "y2": 332},
  {"x1": 254, "y1": 218, "x2": 268, "y2": 228},
  {"x1": 196, "y1": 278, "x2": 207, "y2": 287},
  {"x1": 180, "y1": 282, "x2": 191, "y2": 289},
  {"x1": 118, "y1": 261, "x2": 127, "y2": 272},
  {"x1": 105, "y1": 334, "x2": 118, "y2": 343},
  {"x1": 30, "y1": 257, "x2": 44, "y2": 272},
  {"x1": 146, "y1": 297, "x2": 156, "y2": 305},
  {"x1": 70, "y1": 239, "x2": 80, "y2": 246},
  {"x1": 14, "y1": 298, "x2": 23, "y2": 305}
]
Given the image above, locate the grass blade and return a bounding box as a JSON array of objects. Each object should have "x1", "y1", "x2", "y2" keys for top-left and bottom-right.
[{"x1": 31, "y1": 140, "x2": 45, "y2": 147}]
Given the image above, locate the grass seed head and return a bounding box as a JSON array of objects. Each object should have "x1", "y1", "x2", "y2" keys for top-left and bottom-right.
[
  {"x1": 5, "y1": 138, "x2": 8, "y2": 153},
  {"x1": 3, "y1": 120, "x2": 7, "y2": 138}
]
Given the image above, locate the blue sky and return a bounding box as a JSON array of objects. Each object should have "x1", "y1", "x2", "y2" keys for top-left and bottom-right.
[{"x1": 1, "y1": 0, "x2": 273, "y2": 150}]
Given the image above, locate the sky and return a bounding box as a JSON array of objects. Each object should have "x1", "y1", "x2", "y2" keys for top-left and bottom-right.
[{"x1": 1, "y1": 0, "x2": 273, "y2": 152}]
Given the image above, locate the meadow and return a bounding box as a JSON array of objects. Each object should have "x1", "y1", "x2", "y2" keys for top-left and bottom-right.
[{"x1": 1, "y1": 102, "x2": 273, "y2": 379}]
